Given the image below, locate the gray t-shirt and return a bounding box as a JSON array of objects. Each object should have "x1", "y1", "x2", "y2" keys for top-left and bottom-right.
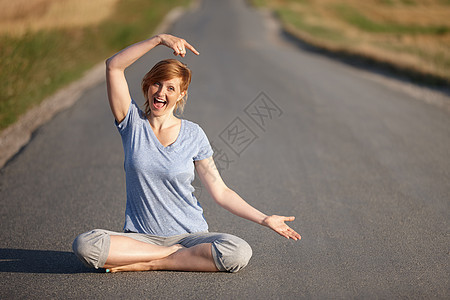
[{"x1": 116, "y1": 100, "x2": 213, "y2": 237}]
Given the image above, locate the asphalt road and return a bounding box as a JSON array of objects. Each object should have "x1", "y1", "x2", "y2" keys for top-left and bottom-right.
[{"x1": 1, "y1": 0, "x2": 449, "y2": 298}]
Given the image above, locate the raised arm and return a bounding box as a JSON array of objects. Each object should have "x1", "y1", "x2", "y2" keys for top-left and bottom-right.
[
  {"x1": 195, "y1": 157, "x2": 301, "y2": 241},
  {"x1": 105, "y1": 34, "x2": 199, "y2": 122}
]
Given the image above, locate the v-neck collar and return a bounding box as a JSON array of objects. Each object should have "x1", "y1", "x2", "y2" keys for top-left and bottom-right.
[{"x1": 147, "y1": 119, "x2": 184, "y2": 151}]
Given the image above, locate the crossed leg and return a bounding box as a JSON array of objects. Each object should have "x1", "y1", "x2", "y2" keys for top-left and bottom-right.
[{"x1": 103, "y1": 235, "x2": 219, "y2": 273}]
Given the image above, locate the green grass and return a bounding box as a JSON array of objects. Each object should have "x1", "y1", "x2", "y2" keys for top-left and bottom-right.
[
  {"x1": 276, "y1": 8, "x2": 346, "y2": 42},
  {"x1": 0, "y1": 0, "x2": 190, "y2": 131},
  {"x1": 377, "y1": 0, "x2": 417, "y2": 5},
  {"x1": 251, "y1": 0, "x2": 269, "y2": 7}
]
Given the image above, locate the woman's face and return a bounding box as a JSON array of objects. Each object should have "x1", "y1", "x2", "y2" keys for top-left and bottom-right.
[{"x1": 147, "y1": 77, "x2": 186, "y2": 117}]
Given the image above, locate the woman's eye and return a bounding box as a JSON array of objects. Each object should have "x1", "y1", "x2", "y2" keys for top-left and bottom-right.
[
  {"x1": 168, "y1": 87, "x2": 175, "y2": 91},
  {"x1": 153, "y1": 82, "x2": 160, "y2": 86}
]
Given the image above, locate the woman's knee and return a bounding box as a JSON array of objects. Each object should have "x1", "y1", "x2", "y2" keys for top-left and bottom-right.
[
  {"x1": 72, "y1": 229, "x2": 111, "y2": 269},
  {"x1": 213, "y1": 235, "x2": 252, "y2": 273}
]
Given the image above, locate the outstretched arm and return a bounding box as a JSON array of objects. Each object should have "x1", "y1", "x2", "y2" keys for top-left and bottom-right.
[
  {"x1": 195, "y1": 157, "x2": 301, "y2": 241},
  {"x1": 105, "y1": 34, "x2": 199, "y2": 122}
]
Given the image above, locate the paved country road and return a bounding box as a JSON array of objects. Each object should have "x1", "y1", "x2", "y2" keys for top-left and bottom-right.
[{"x1": 1, "y1": 0, "x2": 449, "y2": 298}]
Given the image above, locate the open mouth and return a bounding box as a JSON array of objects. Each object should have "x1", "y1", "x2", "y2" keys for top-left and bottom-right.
[{"x1": 153, "y1": 97, "x2": 167, "y2": 109}]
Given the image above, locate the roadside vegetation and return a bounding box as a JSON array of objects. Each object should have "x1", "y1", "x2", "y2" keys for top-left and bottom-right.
[
  {"x1": 0, "y1": 0, "x2": 190, "y2": 131},
  {"x1": 252, "y1": 0, "x2": 450, "y2": 85}
]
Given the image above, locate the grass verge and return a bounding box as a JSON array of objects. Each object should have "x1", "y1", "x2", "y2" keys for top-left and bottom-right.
[
  {"x1": 251, "y1": 0, "x2": 450, "y2": 86},
  {"x1": 0, "y1": 0, "x2": 190, "y2": 131}
]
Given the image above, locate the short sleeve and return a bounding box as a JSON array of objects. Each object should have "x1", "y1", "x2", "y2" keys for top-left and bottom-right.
[
  {"x1": 115, "y1": 99, "x2": 142, "y2": 134},
  {"x1": 193, "y1": 125, "x2": 213, "y2": 161}
]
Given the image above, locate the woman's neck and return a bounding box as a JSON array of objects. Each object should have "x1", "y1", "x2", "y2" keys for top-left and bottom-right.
[{"x1": 147, "y1": 113, "x2": 179, "y2": 131}]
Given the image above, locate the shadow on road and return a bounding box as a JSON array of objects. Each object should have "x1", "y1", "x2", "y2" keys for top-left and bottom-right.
[{"x1": 0, "y1": 248, "x2": 100, "y2": 274}]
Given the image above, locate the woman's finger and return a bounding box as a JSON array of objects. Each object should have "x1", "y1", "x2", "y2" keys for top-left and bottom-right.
[
  {"x1": 287, "y1": 228, "x2": 301, "y2": 240},
  {"x1": 173, "y1": 48, "x2": 185, "y2": 57},
  {"x1": 278, "y1": 230, "x2": 289, "y2": 239},
  {"x1": 176, "y1": 45, "x2": 185, "y2": 57},
  {"x1": 172, "y1": 42, "x2": 196, "y2": 58},
  {"x1": 184, "y1": 41, "x2": 200, "y2": 55},
  {"x1": 276, "y1": 226, "x2": 300, "y2": 240},
  {"x1": 282, "y1": 226, "x2": 301, "y2": 240}
]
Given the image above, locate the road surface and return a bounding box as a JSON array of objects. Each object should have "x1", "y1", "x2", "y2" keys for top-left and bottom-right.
[{"x1": 1, "y1": 0, "x2": 449, "y2": 298}]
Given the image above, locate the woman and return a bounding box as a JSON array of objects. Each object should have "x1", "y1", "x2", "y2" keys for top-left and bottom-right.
[{"x1": 72, "y1": 34, "x2": 300, "y2": 273}]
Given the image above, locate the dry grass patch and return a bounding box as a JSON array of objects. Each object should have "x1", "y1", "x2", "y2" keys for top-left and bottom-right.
[{"x1": 0, "y1": 0, "x2": 119, "y2": 36}]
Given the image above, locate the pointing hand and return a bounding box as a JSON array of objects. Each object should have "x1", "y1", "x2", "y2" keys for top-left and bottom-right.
[{"x1": 157, "y1": 34, "x2": 200, "y2": 57}]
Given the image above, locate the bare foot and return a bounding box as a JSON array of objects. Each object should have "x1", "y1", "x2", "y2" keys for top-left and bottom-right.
[{"x1": 108, "y1": 261, "x2": 153, "y2": 273}]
